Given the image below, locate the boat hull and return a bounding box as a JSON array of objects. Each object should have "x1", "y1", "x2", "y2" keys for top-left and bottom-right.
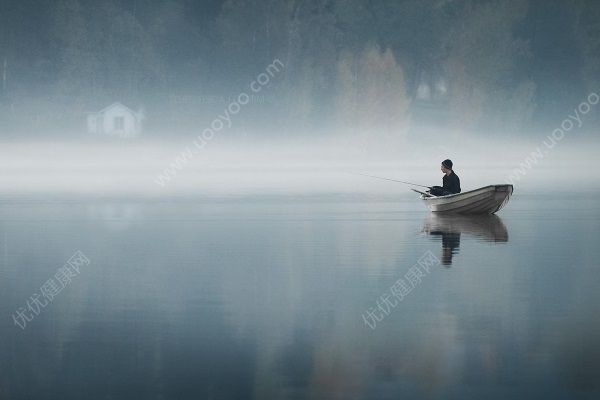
[{"x1": 421, "y1": 185, "x2": 513, "y2": 214}]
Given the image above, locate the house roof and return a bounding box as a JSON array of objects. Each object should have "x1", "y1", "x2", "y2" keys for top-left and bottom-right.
[
  {"x1": 89, "y1": 102, "x2": 137, "y2": 115},
  {"x1": 99, "y1": 102, "x2": 136, "y2": 115}
]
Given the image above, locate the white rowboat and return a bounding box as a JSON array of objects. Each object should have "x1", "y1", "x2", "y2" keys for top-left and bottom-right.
[{"x1": 419, "y1": 184, "x2": 513, "y2": 214}]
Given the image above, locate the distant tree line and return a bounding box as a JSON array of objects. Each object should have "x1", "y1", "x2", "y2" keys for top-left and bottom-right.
[{"x1": 0, "y1": 0, "x2": 598, "y2": 136}]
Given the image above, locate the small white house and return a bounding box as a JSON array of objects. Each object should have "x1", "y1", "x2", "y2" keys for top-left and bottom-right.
[{"x1": 87, "y1": 102, "x2": 144, "y2": 138}]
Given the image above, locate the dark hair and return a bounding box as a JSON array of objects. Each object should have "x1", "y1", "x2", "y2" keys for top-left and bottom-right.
[{"x1": 442, "y1": 159, "x2": 453, "y2": 169}]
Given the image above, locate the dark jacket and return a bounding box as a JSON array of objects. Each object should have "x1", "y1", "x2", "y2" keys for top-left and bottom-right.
[{"x1": 442, "y1": 171, "x2": 461, "y2": 195}]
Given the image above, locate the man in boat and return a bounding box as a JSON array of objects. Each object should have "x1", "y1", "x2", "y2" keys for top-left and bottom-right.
[{"x1": 429, "y1": 159, "x2": 461, "y2": 196}]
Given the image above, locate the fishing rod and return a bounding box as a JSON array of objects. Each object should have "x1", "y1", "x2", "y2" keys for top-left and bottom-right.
[{"x1": 350, "y1": 172, "x2": 431, "y2": 189}]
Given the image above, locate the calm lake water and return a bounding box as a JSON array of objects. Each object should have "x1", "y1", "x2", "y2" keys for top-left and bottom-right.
[{"x1": 1, "y1": 191, "x2": 599, "y2": 399}]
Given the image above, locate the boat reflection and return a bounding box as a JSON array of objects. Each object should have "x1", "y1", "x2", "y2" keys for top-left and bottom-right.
[{"x1": 423, "y1": 214, "x2": 508, "y2": 265}]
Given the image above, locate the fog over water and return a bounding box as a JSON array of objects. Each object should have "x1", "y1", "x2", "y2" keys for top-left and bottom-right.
[
  {"x1": 2, "y1": 1, "x2": 600, "y2": 399},
  {"x1": 0, "y1": 133, "x2": 598, "y2": 197}
]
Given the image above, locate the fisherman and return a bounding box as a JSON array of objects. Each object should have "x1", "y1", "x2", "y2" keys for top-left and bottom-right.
[{"x1": 429, "y1": 159, "x2": 461, "y2": 196}]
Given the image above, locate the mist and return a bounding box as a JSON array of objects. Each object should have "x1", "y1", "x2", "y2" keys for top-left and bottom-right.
[
  {"x1": 3, "y1": 2, "x2": 600, "y2": 399},
  {"x1": 1, "y1": 0, "x2": 599, "y2": 200}
]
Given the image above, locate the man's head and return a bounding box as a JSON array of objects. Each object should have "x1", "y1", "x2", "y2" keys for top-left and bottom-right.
[{"x1": 441, "y1": 159, "x2": 453, "y2": 174}]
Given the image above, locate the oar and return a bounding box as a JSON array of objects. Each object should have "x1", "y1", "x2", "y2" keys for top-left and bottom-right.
[
  {"x1": 411, "y1": 188, "x2": 437, "y2": 197},
  {"x1": 349, "y1": 172, "x2": 432, "y2": 189}
]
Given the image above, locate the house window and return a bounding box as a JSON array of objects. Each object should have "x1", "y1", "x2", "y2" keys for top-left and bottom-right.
[{"x1": 114, "y1": 116, "x2": 125, "y2": 130}]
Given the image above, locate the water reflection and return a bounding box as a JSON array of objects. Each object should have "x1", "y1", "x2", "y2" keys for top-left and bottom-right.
[
  {"x1": 4, "y1": 197, "x2": 600, "y2": 399},
  {"x1": 423, "y1": 214, "x2": 508, "y2": 265},
  {"x1": 87, "y1": 203, "x2": 143, "y2": 231}
]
